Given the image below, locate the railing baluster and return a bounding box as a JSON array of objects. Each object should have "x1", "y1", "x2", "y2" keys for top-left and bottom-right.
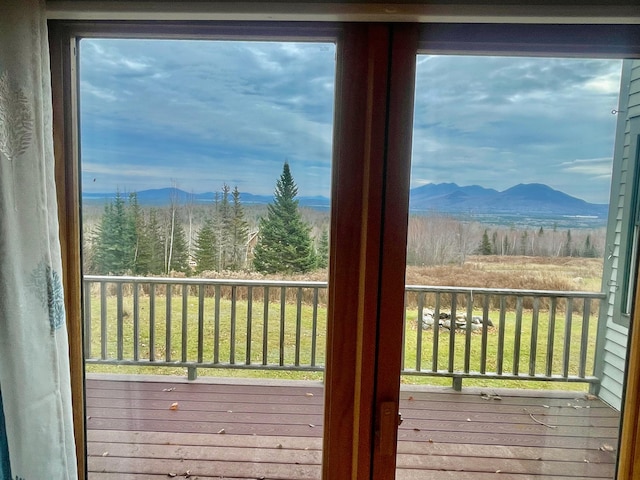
[
  {"x1": 83, "y1": 279, "x2": 92, "y2": 358},
  {"x1": 100, "y1": 281, "x2": 107, "y2": 360},
  {"x1": 416, "y1": 292, "x2": 424, "y2": 372},
  {"x1": 513, "y1": 296, "x2": 523, "y2": 376},
  {"x1": 432, "y1": 293, "x2": 440, "y2": 372},
  {"x1": 181, "y1": 285, "x2": 187, "y2": 363},
  {"x1": 464, "y1": 292, "x2": 473, "y2": 373},
  {"x1": 149, "y1": 284, "x2": 155, "y2": 362},
  {"x1": 280, "y1": 287, "x2": 286, "y2": 366},
  {"x1": 448, "y1": 293, "x2": 457, "y2": 372},
  {"x1": 117, "y1": 282, "x2": 123, "y2": 359},
  {"x1": 401, "y1": 292, "x2": 407, "y2": 372},
  {"x1": 311, "y1": 287, "x2": 319, "y2": 367},
  {"x1": 263, "y1": 286, "x2": 269, "y2": 366},
  {"x1": 246, "y1": 286, "x2": 253, "y2": 365},
  {"x1": 580, "y1": 298, "x2": 591, "y2": 378},
  {"x1": 546, "y1": 297, "x2": 557, "y2": 377},
  {"x1": 497, "y1": 296, "x2": 506, "y2": 375},
  {"x1": 165, "y1": 283, "x2": 172, "y2": 362},
  {"x1": 295, "y1": 287, "x2": 302, "y2": 366},
  {"x1": 197, "y1": 284, "x2": 204, "y2": 364},
  {"x1": 480, "y1": 294, "x2": 489, "y2": 374},
  {"x1": 230, "y1": 286, "x2": 237, "y2": 364},
  {"x1": 563, "y1": 298, "x2": 573, "y2": 379},
  {"x1": 133, "y1": 282, "x2": 139, "y2": 361},
  {"x1": 214, "y1": 285, "x2": 221, "y2": 364},
  {"x1": 529, "y1": 297, "x2": 540, "y2": 377}
]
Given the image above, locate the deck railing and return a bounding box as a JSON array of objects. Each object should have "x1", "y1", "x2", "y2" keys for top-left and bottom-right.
[{"x1": 83, "y1": 275, "x2": 605, "y2": 389}]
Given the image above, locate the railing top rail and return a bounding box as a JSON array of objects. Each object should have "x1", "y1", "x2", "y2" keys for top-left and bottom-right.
[
  {"x1": 405, "y1": 284, "x2": 606, "y2": 299},
  {"x1": 83, "y1": 275, "x2": 328, "y2": 288},
  {"x1": 82, "y1": 275, "x2": 606, "y2": 299}
]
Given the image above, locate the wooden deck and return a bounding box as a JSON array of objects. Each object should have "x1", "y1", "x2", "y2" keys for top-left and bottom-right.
[{"x1": 86, "y1": 375, "x2": 620, "y2": 479}]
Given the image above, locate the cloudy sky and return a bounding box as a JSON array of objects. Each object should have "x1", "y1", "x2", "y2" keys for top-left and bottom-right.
[{"x1": 80, "y1": 39, "x2": 623, "y2": 204}]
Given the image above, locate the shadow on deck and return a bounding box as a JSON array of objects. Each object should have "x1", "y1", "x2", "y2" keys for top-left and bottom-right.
[{"x1": 86, "y1": 374, "x2": 619, "y2": 479}]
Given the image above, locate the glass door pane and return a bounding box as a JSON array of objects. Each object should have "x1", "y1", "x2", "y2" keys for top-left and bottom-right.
[
  {"x1": 79, "y1": 37, "x2": 335, "y2": 479},
  {"x1": 397, "y1": 53, "x2": 628, "y2": 478}
]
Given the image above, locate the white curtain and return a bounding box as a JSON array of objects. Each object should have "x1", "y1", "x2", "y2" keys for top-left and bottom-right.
[{"x1": 0, "y1": 0, "x2": 78, "y2": 478}]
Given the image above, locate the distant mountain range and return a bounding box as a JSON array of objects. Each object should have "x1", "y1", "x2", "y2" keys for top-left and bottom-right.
[
  {"x1": 408, "y1": 183, "x2": 608, "y2": 218},
  {"x1": 82, "y1": 183, "x2": 609, "y2": 219}
]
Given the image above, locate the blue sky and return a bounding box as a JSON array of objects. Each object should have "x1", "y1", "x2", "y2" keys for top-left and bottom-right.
[{"x1": 79, "y1": 39, "x2": 622, "y2": 204}]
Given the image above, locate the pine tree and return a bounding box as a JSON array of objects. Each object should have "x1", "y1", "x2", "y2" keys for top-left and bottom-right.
[
  {"x1": 194, "y1": 217, "x2": 218, "y2": 273},
  {"x1": 137, "y1": 208, "x2": 165, "y2": 275},
  {"x1": 563, "y1": 229, "x2": 573, "y2": 257},
  {"x1": 229, "y1": 186, "x2": 249, "y2": 271},
  {"x1": 520, "y1": 231, "x2": 528, "y2": 256},
  {"x1": 168, "y1": 221, "x2": 189, "y2": 273},
  {"x1": 478, "y1": 229, "x2": 492, "y2": 255},
  {"x1": 583, "y1": 234, "x2": 597, "y2": 258},
  {"x1": 316, "y1": 229, "x2": 330, "y2": 268},
  {"x1": 94, "y1": 191, "x2": 137, "y2": 274},
  {"x1": 253, "y1": 162, "x2": 316, "y2": 274}
]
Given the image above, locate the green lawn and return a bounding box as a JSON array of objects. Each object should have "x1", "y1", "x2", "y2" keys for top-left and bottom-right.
[{"x1": 85, "y1": 292, "x2": 598, "y2": 392}]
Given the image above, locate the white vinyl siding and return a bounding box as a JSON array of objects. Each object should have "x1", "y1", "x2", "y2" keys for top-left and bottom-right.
[{"x1": 597, "y1": 59, "x2": 640, "y2": 410}]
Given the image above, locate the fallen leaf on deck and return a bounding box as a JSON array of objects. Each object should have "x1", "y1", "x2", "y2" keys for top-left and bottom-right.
[
  {"x1": 169, "y1": 402, "x2": 179, "y2": 410},
  {"x1": 167, "y1": 473, "x2": 176, "y2": 478},
  {"x1": 413, "y1": 428, "x2": 421, "y2": 432},
  {"x1": 600, "y1": 444, "x2": 615, "y2": 452},
  {"x1": 542, "y1": 405, "x2": 550, "y2": 408},
  {"x1": 585, "y1": 393, "x2": 598, "y2": 401},
  {"x1": 305, "y1": 392, "x2": 314, "y2": 397},
  {"x1": 428, "y1": 439, "x2": 433, "y2": 443},
  {"x1": 493, "y1": 395, "x2": 502, "y2": 401},
  {"x1": 102, "y1": 452, "x2": 109, "y2": 457},
  {"x1": 309, "y1": 424, "x2": 315, "y2": 428},
  {"x1": 163, "y1": 387, "x2": 176, "y2": 392},
  {"x1": 276, "y1": 444, "x2": 283, "y2": 449},
  {"x1": 218, "y1": 428, "x2": 226, "y2": 434}
]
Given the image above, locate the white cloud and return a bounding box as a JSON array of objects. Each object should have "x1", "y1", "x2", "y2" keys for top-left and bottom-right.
[{"x1": 560, "y1": 158, "x2": 613, "y2": 177}]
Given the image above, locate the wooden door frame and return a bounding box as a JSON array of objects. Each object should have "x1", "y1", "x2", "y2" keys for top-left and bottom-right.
[{"x1": 322, "y1": 23, "x2": 417, "y2": 479}]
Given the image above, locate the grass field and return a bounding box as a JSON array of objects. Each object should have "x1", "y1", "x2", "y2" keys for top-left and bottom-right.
[{"x1": 85, "y1": 256, "x2": 603, "y2": 392}]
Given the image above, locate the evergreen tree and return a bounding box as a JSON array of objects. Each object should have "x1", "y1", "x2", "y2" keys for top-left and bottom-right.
[
  {"x1": 563, "y1": 229, "x2": 573, "y2": 257},
  {"x1": 94, "y1": 191, "x2": 137, "y2": 274},
  {"x1": 520, "y1": 231, "x2": 528, "y2": 256},
  {"x1": 168, "y1": 221, "x2": 189, "y2": 273},
  {"x1": 229, "y1": 186, "x2": 249, "y2": 270},
  {"x1": 478, "y1": 229, "x2": 492, "y2": 255},
  {"x1": 316, "y1": 229, "x2": 330, "y2": 268},
  {"x1": 193, "y1": 217, "x2": 218, "y2": 273},
  {"x1": 583, "y1": 234, "x2": 598, "y2": 258},
  {"x1": 212, "y1": 186, "x2": 234, "y2": 270},
  {"x1": 253, "y1": 162, "x2": 316, "y2": 274},
  {"x1": 138, "y1": 209, "x2": 165, "y2": 274},
  {"x1": 491, "y1": 231, "x2": 498, "y2": 255},
  {"x1": 127, "y1": 192, "x2": 143, "y2": 273}
]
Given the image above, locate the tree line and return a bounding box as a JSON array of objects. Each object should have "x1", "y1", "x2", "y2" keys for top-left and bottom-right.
[
  {"x1": 406, "y1": 215, "x2": 604, "y2": 267},
  {"x1": 85, "y1": 163, "x2": 329, "y2": 276},
  {"x1": 85, "y1": 163, "x2": 605, "y2": 275}
]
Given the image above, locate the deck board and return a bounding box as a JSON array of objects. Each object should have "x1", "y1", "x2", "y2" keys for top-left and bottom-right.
[{"x1": 86, "y1": 375, "x2": 619, "y2": 479}]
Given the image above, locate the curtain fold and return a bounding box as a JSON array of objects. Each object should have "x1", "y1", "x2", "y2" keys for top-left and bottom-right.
[{"x1": 0, "y1": 1, "x2": 78, "y2": 479}]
